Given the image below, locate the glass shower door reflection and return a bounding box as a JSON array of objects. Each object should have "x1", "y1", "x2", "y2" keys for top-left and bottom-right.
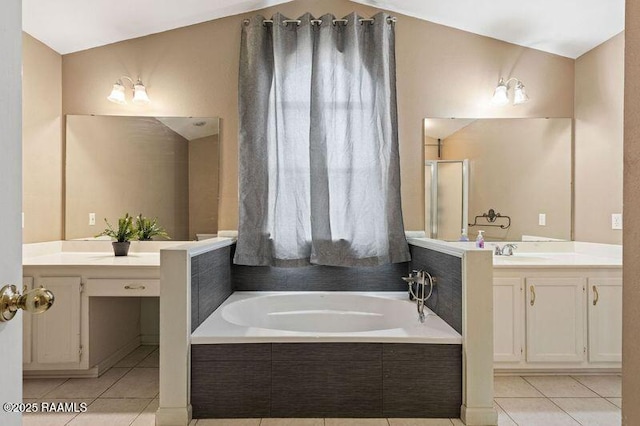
[{"x1": 425, "y1": 160, "x2": 469, "y2": 241}]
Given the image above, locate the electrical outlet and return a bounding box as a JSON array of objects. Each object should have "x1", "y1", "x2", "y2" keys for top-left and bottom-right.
[
  {"x1": 612, "y1": 213, "x2": 623, "y2": 230},
  {"x1": 538, "y1": 213, "x2": 546, "y2": 226},
  {"x1": 89, "y1": 212, "x2": 96, "y2": 226}
]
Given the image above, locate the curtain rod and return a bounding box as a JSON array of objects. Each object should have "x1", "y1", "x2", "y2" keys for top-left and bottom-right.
[{"x1": 243, "y1": 17, "x2": 397, "y2": 26}]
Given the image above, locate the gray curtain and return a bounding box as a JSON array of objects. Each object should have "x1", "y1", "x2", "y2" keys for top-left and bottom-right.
[{"x1": 234, "y1": 12, "x2": 410, "y2": 267}]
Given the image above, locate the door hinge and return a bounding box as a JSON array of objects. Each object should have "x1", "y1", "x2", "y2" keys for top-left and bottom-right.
[
  {"x1": 521, "y1": 347, "x2": 523, "y2": 355},
  {"x1": 79, "y1": 345, "x2": 83, "y2": 356},
  {"x1": 80, "y1": 283, "x2": 84, "y2": 293},
  {"x1": 584, "y1": 347, "x2": 587, "y2": 354}
]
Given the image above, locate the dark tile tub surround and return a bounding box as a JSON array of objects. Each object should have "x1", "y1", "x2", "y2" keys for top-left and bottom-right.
[
  {"x1": 191, "y1": 343, "x2": 462, "y2": 419},
  {"x1": 191, "y1": 245, "x2": 232, "y2": 332},
  {"x1": 231, "y1": 245, "x2": 409, "y2": 291},
  {"x1": 409, "y1": 244, "x2": 463, "y2": 334}
]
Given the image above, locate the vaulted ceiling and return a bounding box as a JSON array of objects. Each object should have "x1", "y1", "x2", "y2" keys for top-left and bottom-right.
[{"x1": 23, "y1": 0, "x2": 624, "y2": 58}]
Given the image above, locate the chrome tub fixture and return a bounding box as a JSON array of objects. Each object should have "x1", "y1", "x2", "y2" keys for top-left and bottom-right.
[{"x1": 402, "y1": 270, "x2": 436, "y2": 323}]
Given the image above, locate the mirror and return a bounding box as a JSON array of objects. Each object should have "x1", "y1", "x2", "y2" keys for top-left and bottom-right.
[
  {"x1": 424, "y1": 118, "x2": 572, "y2": 241},
  {"x1": 65, "y1": 115, "x2": 220, "y2": 241}
]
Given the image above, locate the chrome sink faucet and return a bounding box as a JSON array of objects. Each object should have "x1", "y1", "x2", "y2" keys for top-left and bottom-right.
[{"x1": 495, "y1": 244, "x2": 518, "y2": 256}]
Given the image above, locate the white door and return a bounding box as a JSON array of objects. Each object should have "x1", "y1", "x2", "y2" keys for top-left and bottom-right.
[
  {"x1": 526, "y1": 277, "x2": 586, "y2": 363},
  {"x1": 0, "y1": 0, "x2": 24, "y2": 424},
  {"x1": 493, "y1": 277, "x2": 523, "y2": 363},
  {"x1": 588, "y1": 278, "x2": 623, "y2": 363}
]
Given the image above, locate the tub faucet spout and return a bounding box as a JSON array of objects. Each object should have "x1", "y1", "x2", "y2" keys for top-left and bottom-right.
[{"x1": 402, "y1": 270, "x2": 436, "y2": 323}]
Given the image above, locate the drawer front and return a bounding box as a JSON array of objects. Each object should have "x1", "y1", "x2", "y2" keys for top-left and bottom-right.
[{"x1": 84, "y1": 279, "x2": 159, "y2": 297}]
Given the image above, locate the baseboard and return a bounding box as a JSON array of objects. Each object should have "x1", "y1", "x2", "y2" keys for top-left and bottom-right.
[
  {"x1": 494, "y1": 368, "x2": 621, "y2": 375},
  {"x1": 460, "y1": 404, "x2": 498, "y2": 426},
  {"x1": 141, "y1": 334, "x2": 159, "y2": 345},
  {"x1": 23, "y1": 367, "x2": 99, "y2": 379},
  {"x1": 95, "y1": 336, "x2": 141, "y2": 375},
  {"x1": 156, "y1": 405, "x2": 192, "y2": 426}
]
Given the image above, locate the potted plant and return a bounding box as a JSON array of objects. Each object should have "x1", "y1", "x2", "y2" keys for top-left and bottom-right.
[
  {"x1": 135, "y1": 214, "x2": 170, "y2": 241},
  {"x1": 96, "y1": 213, "x2": 137, "y2": 256}
]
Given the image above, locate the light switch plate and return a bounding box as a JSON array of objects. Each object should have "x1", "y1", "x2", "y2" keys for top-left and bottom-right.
[
  {"x1": 612, "y1": 213, "x2": 623, "y2": 230},
  {"x1": 89, "y1": 212, "x2": 96, "y2": 226},
  {"x1": 538, "y1": 213, "x2": 546, "y2": 226}
]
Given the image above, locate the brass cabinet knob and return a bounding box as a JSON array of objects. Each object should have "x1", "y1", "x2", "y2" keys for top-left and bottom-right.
[{"x1": 0, "y1": 284, "x2": 55, "y2": 322}]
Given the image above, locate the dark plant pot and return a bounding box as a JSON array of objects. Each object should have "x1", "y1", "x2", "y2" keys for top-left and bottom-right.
[{"x1": 112, "y1": 241, "x2": 131, "y2": 256}]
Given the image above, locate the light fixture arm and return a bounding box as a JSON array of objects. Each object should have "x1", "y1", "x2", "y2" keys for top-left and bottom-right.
[
  {"x1": 115, "y1": 76, "x2": 138, "y2": 87},
  {"x1": 500, "y1": 77, "x2": 522, "y2": 88}
]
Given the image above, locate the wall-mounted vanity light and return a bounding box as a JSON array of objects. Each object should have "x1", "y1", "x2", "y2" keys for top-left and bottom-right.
[
  {"x1": 492, "y1": 78, "x2": 529, "y2": 106},
  {"x1": 107, "y1": 76, "x2": 150, "y2": 105}
]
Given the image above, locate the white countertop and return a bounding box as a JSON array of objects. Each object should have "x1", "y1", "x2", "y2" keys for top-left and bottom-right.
[
  {"x1": 22, "y1": 238, "x2": 236, "y2": 268},
  {"x1": 492, "y1": 252, "x2": 621, "y2": 268},
  {"x1": 407, "y1": 237, "x2": 622, "y2": 269},
  {"x1": 23, "y1": 251, "x2": 161, "y2": 267}
]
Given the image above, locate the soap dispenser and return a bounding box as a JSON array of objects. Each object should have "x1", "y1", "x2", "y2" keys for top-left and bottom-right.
[
  {"x1": 459, "y1": 228, "x2": 469, "y2": 242},
  {"x1": 475, "y1": 230, "x2": 485, "y2": 248}
]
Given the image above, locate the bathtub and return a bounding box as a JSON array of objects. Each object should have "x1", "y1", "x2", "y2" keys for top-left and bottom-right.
[
  {"x1": 191, "y1": 291, "x2": 462, "y2": 344},
  {"x1": 190, "y1": 291, "x2": 463, "y2": 418}
]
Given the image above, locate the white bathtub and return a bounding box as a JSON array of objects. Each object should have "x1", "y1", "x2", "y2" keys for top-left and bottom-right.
[{"x1": 191, "y1": 292, "x2": 462, "y2": 344}]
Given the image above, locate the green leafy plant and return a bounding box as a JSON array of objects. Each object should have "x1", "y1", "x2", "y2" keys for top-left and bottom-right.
[
  {"x1": 135, "y1": 214, "x2": 170, "y2": 241},
  {"x1": 96, "y1": 213, "x2": 137, "y2": 242}
]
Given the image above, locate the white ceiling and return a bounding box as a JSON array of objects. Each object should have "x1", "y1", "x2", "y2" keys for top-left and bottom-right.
[
  {"x1": 156, "y1": 117, "x2": 219, "y2": 141},
  {"x1": 23, "y1": 0, "x2": 624, "y2": 58},
  {"x1": 424, "y1": 118, "x2": 476, "y2": 140}
]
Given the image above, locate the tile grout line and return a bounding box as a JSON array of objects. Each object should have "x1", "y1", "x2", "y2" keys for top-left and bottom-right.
[
  {"x1": 37, "y1": 376, "x2": 70, "y2": 399},
  {"x1": 570, "y1": 374, "x2": 621, "y2": 400},
  {"x1": 520, "y1": 375, "x2": 546, "y2": 396},
  {"x1": 545, "y1": 394, "x2": 587, "y2": 426},
  {"x1": 128, "y1": 396, "x2": 158, "y2": 426},
  {"x1": 493, "y1": 397, "x2": 521, "y2": 426}
]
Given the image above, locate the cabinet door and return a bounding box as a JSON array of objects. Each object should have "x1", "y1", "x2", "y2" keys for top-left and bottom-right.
[
  {"x1": 23, "y1": 277, "x2": 33, "y2": 364},
  {"x1": 526, "y1": 278, "x2": 585, "y2": 363},
  {"x1": 35, "y1": 277, "x2": 82, "y2": 364},
  {"x1": 494, "y1": 278, "x2": 523, "y2": 362},
  {"x1": 588, "y1": 278, "x2": 622, "y2": 363}
]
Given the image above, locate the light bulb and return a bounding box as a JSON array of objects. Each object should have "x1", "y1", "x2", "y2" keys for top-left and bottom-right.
[
  {"x1": 132, "y1": 80, "x2": 150, "y2": 104},
  {"x1": 513, "y1": 82, "x2": 529, "y2": 105},
  {"x1": 107, "y1": 81, "x2": 126, "y2": 104},
  {"x1": 491, "y1": 79, "x2": 509, "y2": 106}
]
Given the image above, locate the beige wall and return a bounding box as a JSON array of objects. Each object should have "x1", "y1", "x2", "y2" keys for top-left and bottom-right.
[
  {"x1": 65, "y1": 115, "x2": 189, "y2": 240},
  {"x1": 574, "y1": 33, "x2": 624, "y2": 244},
  {"x1": 624, "y1": 0, "x2": 640, "y2": 422},
  {"x1": 443, "y1": 119, "x2": 572, "y2": 241},
  {"x1": 60, "y1": 0, "x2": 574, "y2": 232},
  {"x1": 188, "y1": 134, "x2": 219, "y2": 239},
  {"x1": 22, "y1": 33, "x2": 63, "y2": 243}
]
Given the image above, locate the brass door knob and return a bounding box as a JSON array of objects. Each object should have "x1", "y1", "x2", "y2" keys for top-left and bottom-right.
[{"x1": 0, "y1": 285, "x2": 55, "y2": 322}]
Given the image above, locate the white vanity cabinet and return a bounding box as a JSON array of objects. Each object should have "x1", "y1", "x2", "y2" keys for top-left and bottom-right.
[
  {"x1": 493, "y1": 267, "x2": 621, "y2": 372},
  {"x1": 525, "y1": 277, "x2": 586, "y2": 363},
  {"x1": 23, "y1": 261, "x2": 160, "y2": 377},
  {"x1": 587, "y1": 278, "x2": 622, "y2": 362},
  {"x1": 34, "y1": 277, "x2": 82, "y2": 365},
  {"x1": 493, "y1": 277, "x2": 523, "y2": 363}
]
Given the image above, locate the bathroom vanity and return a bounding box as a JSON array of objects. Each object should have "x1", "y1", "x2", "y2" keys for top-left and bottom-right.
[
  {"x1": 22, "y1": 240, "x2": 178, "y2": 377},
  {"x1": 491, "y1": 242, "x2": 622, "y2": 372}
]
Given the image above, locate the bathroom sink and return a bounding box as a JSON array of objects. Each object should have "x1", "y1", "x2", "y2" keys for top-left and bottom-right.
[{"x1": 493, "y1": 253, "x2": 550, "y2": 263}]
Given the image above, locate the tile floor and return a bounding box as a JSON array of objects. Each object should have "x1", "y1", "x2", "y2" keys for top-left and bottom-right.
[{"x1": 23, "y1": 345, "x2": 621, "y2": 426}]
